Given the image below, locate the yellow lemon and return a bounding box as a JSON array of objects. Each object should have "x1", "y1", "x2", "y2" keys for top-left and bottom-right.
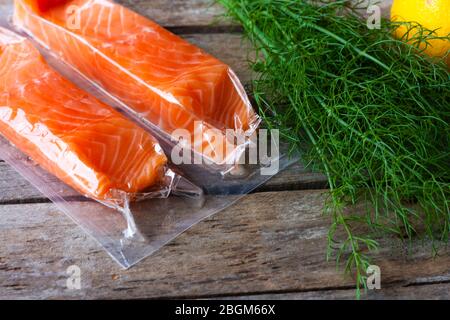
[{"x1": 391, "y1": 0, "x2": 450, "y2": 64}]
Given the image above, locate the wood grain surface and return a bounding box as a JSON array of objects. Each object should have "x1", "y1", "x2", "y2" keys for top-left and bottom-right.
[
  {"x1": 0, "y1": 0, "x2": 394, "y2": 28},
  {"x1": 1, "y1": 190, "x2": 448, "y2": 299},
  {"x1": 0, "y1": 0, "x2": 448, "y2": 300}
]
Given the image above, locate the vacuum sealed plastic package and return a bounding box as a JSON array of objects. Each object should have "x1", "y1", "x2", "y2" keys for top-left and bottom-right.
[
  {"x1": 14, "y1": 0, "x2": 262, "y2": 173},
  {"x1": 0, "y1": 2, "x2": 298, "y2": 268},
  {"x1": 0, "y1": 28, "x2": 174, "y2": 206},
  {"x1": 0, "y1": 27, "x2": 202, "y2": 258}
]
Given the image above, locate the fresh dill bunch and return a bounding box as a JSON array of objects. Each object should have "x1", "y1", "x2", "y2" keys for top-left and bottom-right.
[{"x1": 218, "y1": 0, "x2": 450, "y2": 296}]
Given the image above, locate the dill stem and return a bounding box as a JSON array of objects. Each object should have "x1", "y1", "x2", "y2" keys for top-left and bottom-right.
[
  {"x1": 280, "y1": 6, "x2": 391, "y2": 71},
  {"x1": 219, "y1": 0, "x2": 450, "y2": 296}
]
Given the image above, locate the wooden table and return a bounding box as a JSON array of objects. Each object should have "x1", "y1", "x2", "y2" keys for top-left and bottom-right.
[{"x1": 0, "y1": 0, "x2": 449, "y2": 300}]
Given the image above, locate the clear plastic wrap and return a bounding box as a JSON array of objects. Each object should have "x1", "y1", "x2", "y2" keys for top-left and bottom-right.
[
  {"x1": 0, "y1": 3, "x2": 299, "y2": 269},
  {"x1": 0, "y1": 27, "x2": 174, "y2": 206},
  {"x1": 13, "y1": 0, "x2": 262, "y2": 174},
  {"x1": 0, "y1": 28, "x2": 203, "y2": 263}
]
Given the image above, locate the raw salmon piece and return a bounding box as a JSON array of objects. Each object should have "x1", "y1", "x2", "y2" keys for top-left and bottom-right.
[
  {"x1": 14, "y1": 0, "x2": 260, "y2": 166},
  {"x1": 0, "y1": 28, "x2": 167, "y2": 204}
]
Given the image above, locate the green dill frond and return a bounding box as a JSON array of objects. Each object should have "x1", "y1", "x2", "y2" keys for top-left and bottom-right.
[{"x1": 218, "y1": 0, "x2": 450, "y2": 296}]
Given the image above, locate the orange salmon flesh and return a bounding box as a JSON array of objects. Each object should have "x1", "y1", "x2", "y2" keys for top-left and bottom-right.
[
  {"x1": 14, "y1": 0, "x2": 260, "y2": 166},
  {"x1": 0, "y1": 28, "x2": 168, "y2": 203}
]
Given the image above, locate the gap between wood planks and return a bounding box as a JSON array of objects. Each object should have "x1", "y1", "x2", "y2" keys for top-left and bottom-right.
[
  {"x1": 209, "y1": 282, "x2": 450, "y2": 300},
  {"x1": 0, "y1": 160, "x2": 329, "y2": 205},
  {"x1": 156, "y1": 280, "x2": 450, "y2": 300},
  {"x1": 1, "y1": 191, "x2": 449, "y2": 299},
  {"x1": 167, "y1": 25, "x2": 243, "y2": 34}
]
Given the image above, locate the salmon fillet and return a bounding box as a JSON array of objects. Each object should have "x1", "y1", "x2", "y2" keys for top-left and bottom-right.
[
  {"x1": 14, "y1": 0, "x2": 260, "y2": 166},
  {"x1": 0, "y1": 28, "x2": 167, "y2": 204}
]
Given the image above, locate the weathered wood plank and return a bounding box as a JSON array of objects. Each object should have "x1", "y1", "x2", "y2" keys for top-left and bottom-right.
[
  {"x1": 0, "y1": 0, "x2": 394, "y2": 29},
  {"x1": 184, "y1": 34, "x2": 253, "y2": 84},
  {"x1": 215, "y1": 282, "x2": 450, "y2": 300},
  {"x1": 0, "y1": 160, "x2": 326, "y2": 203},
  {"x1": 126, "y1": 0, "x2": 395, "y2": 28},
  {"x1": 116, "y1": 0, "x2": 229, "y2": 29},
  {"x1": 0, "y1": 0, "x2": 229, "y2": 29},
  {"x1": 116, "y1": 0, "x2": 393, "y2": 28},
  {"x1": 0, "y1": 162, "x2": 47, "y2": 203},
  {"x1": 0, "y1": 190, "x2": 448, "y2": 299}
]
